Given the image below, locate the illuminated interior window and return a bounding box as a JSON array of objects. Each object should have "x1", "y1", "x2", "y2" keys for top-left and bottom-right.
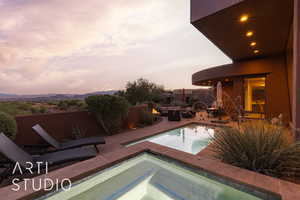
[{"x1": 244, "y1": 77, "x2": 266, "y2": 116}]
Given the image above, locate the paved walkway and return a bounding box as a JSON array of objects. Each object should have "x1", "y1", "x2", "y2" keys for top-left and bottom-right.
[
  {"x1": 99, "y1": 116, "x2": 229, "y2": 159},
  {"x1": 99, "y1": 117, "x2": 196, "y2": 154},
  {"x1": 2, "y1": 116, "x2": 300, "y2": 200}
]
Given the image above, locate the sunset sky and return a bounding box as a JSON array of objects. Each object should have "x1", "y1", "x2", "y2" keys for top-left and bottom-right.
[{"x1": 0, "y1": 0, "x2": 231, "y2": 94}]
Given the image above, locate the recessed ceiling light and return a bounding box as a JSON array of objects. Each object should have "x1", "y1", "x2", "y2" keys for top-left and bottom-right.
[
  {"x1": 250, "y1": 42, "x2": 257, "y2": 47},
  {"x1": 246, "y1": 31, "x2": 254, "y2": 37},
  {"x1": 240, "y1": 15, "x2": 249, "y2": 22},
  {"x1": 254, "y1": 50, "x2": 260, "y2": 54}
]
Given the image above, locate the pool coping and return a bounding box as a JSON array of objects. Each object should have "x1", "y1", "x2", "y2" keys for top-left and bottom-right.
[
  {"x1": 1, "y1": 141, "x2": 299, "y2": 200},
  {"x1": 120, "y1": 120, "x2": 227, "y2": 146}
]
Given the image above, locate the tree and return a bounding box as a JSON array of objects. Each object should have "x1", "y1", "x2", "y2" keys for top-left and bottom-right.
[
  {"x1": 123, "y1": 78, "x2": 165, "y2": 105},
  {"x1": 85, "y1": 95, "x2": 129, "y2": 135}
]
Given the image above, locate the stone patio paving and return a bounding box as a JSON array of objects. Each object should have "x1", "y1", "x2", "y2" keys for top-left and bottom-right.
[{"x1": 1, "y1": 116, "x2": 300, "y2": 200}]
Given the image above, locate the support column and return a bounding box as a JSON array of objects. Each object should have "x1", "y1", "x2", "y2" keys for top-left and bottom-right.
[{"x1": 293, "y1": 0, "x2": 300, "y2": 140}]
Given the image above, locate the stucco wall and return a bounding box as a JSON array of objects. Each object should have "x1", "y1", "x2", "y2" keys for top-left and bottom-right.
[
  {"x1": 264, "y1": 56, "x2": 291, "y2": 121},
  {"x1": 287, "y1": 25, "x2": 294, "y2": 110},
  {"x1": 293, "y1": 0, "x2": 300, "y2": 140},
  {"x1": 193, "y1": 55, "x2": 291, "y2": 122},
  {"x1": 14, "y1": 105, "x2": 147, "y2": 145}
]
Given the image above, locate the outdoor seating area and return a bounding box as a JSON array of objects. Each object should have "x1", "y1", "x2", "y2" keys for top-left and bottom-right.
[
  {"x1": 0, "y1": 114, "x2": 299, "y2": 199},
  {"x1": 0, "y1": 108, "x2": 226, "y2": 186},
  {"x1": 157, "y1": 106, "x2": 196, "y2": 121},
  {"x1": 0, "y1": 132, "x2": 97, "y2": 183},
  {"x1": 0, "y1": 91, "x2": 299, "y2": 199},
  {"x1": 32, "y1": 124, "x2": 105, "y2": 152},
  {"x1": 0, "y1": 0, "x2": 300, "y2": 199}
]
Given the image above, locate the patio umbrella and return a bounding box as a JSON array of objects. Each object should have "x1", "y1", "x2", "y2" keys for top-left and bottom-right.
[{"x1": 216, "y1": 81, "x2": 223, "y2": 108}]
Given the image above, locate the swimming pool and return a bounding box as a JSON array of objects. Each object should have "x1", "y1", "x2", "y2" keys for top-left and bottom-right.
[
  {"x1": 39, "y1": 153, "x2": 276, "y2": 200},
  {"x1": 126, "y1": 123, "x2": 214, "y2": 154}
]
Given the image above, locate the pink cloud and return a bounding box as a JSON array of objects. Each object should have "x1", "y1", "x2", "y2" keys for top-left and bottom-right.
[{"x1": 0, "y1": 0, "x2": 231, "y2": 94}]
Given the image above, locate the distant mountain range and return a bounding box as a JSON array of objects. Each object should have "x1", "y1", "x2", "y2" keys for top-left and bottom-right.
[{"x1": 0, "y1": 90, "x2": 119, "y2": 102}]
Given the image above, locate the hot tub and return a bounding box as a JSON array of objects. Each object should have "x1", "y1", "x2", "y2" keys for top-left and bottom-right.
[{"x1": 38, "y1": 153, "x2": 278, "y2": 200}]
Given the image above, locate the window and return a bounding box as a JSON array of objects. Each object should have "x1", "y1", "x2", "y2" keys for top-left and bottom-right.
[{"x1": 244, "y1": 77, "x2": 266, "y2": 116}]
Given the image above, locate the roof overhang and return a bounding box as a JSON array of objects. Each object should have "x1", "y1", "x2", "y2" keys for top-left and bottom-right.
[
  {"x1": 192, "y1": 55, "x2": 285, "y2": 86},
  {"x1": 191, "y1": 0, "x2": 293, "y2": 61}
]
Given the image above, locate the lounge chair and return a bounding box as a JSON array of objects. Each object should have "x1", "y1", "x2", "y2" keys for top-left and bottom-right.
[
  {"x1": 0, "y1": 132, "x2": 97, "y2": 170},
  {"x1": 32, "y1": 124, "x2": 105, "y2": 152}
]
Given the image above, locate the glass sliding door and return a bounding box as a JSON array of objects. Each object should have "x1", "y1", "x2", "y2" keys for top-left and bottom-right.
[{"x1": 244, "y1": 77, "x2": 266, "y2": 118}]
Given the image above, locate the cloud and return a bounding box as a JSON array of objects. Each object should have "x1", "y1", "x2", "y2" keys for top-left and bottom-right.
[{"x1": 0, "y1": 0, "x2": 231, "y2": 94}]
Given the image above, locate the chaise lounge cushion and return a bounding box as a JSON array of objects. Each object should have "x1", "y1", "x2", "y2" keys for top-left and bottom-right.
[
  {"x1": 0, "y1": 132, "x2": 97, "y2": 169},
  {"x1": 32, "y1": 124, "x2": 105, "y2": 151},
  {"x1": 35, "y1": 147, "x2": 97, "y2": 166}
]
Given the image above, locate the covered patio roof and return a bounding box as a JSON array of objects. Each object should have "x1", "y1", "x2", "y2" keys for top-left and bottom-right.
[{"x1": 191, "y1": 0, "x2": 293, "y2": 61}]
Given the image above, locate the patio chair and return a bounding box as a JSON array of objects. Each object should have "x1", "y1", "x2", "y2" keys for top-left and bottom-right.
[
  {"x1": 32, "y1": 124, "x2": 105, "y2": 152},
  {"x1": 0, "y1": 132, "x2": 96, "y2": 182}
]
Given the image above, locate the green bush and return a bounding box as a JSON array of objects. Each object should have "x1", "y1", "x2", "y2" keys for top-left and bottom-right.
[
  {"x1": 0, "y1": 111, "x2": 17, "y2": 140},
  {"x1": 39, "y1": 106, "x2": 47, "y2": 113},
  {"x1": 0, "y1": 102, "x2": 32, "y2": 116},
  {"x1": 71, "y1": 125, "x2": 87, "y2": 139},
  {"x1": 30, "y1": 107, "x2": 39, "y2": 114},
  {"x1": 85, "y1": 95, "x2": 129, "y2": 135},
  {"x1": 139, "y1": 110, "x2": 155, "y2": 126},
  {"x1": 212, "y1": 121, "x2": 300, "y2": 178},
  {"x1": 57, "y1": 100, "x2": 86, "y2": 111},
  {"x1": 57, "y1": 101, "x2": 69, "y2": 110}
]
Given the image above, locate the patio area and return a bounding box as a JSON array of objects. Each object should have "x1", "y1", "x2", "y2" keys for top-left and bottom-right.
[{"x1": 0, "y1": 115, "x2": 299, "y2": 200}]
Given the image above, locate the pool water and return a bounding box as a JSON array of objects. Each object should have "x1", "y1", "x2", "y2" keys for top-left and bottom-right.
[
  {"x1": 40, "y1": 153, "x2": 268, "y2": 200},
  {"x1": 126, "y1": 124, "x2": 214, "y2": 155}
]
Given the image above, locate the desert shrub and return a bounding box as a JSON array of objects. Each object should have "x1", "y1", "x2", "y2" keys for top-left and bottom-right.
[
  {"x1": 57, "y1": 101, "x2": 69, "y2": 110},
  {"x1": 139, "y1": 110, "x2": 155, "y2": 126},
  {"x1": 71, "y1": 125, "x2": 87, "y2": 139},
  {"x1": 39, "y1": 106, "x2": 47, "y2": 113},
  {"x1": 0, "y1": 111, "x2": 17, "y2": 140},
  {"x1": 16, "y1": 102, "x2": 32, "y2": 111},
  {"x1": 57, "y1": 100, "x2": 86, "y2": 111},
  {"x1": 77, "y1": 101, "x2": 87, "y2": 110},
  {"x1": 30, "y1": 107, "x2": 39, "y2": 114},
  {"x1": 212, "y1": 121, "x2": 300, "y2": 178},
  {"x1": 0, "y1": 102, "x2": 32, "y2": 116},
  {"x1": 85, "y1": 95, "x2": 129, "y2": 135},
  {"x1": 47, "y1": 101, "x2": 58, "y2": 106}
]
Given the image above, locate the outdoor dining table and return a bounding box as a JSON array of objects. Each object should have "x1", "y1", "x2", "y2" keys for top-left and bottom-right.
[{"x1": 206, "y1": 108, "x2": 220, "y2": 118}]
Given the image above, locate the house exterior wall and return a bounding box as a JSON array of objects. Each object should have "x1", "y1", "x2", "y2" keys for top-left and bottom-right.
[
  {"x1": 193, "y1": 55, "x2": 291, "y2": 122},
  {"x1": 293, "y1": 0, "x2": 300, "y2": 139},
  {"x1": 191, "y1": 0, "x2": 298, "y2": 139},
  {"x1": 287, "y1": 25, "x2": 294, "y2": 108}
]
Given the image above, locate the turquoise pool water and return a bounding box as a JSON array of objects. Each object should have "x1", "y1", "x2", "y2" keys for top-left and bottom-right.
[
  {"x1": 39, "y1": 153, "x2": 272, "y2": 200},
  {"x1": 126, "y1": 123, "x2": 214, "y2": 154}
]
